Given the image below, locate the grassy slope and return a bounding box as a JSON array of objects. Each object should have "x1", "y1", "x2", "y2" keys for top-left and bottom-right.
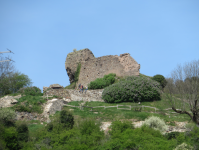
[{"x1": 64, "y1": 94, "x2": 191, "y2": 124}]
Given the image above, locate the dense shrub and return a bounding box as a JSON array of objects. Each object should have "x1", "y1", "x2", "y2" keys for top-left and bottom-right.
[
  {"x1": 3, "y1": 127, "x2": 19, "y2": 150},
  {"x1": 0, "y1": 108, "x2": 16, "y2": 126},
  {"x1": 100, "y1": 125, "x2": 176, "y2": 150},
  {"x1": 60, "y1": 110, "x2": 74, "y2": 129},
  {"x1": 79, "y1": 119, "x2": 103, "y2": 137},
  {"x1": 102, "y1": 76, "x2": 161, "y2": 103},
  {"x1": 18, "y1": 86, "x2": 42, "y2": 96},
  {"x1": 16, "y1": 122, "x2": 29, "y2": 142},
  {"x1": 88, "y1": 73, "x2": 116, "y2": 89},
  {"x1": 142, "y1": 116, "x2": 168, "y2": 133},
  {"x1": 165, "y1": 132, "x2": 180, "y2": 140},
  {"x1": 109, "y1": 120, "x2": 134, "y2": 135},
  {"x1": 185, "y1": 124, "x2": 199, "y2": 149},
  {"x1": 152, "y1": 74, "x2": 167, "y2": 89}
]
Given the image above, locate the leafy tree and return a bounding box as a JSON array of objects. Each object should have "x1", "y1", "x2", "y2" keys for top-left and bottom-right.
[
  {"x1": 0, "y1": 72, "x2": 32, "y2": 96},
  {"x1": 164, "y1": 59, "x2": 199, "y2": 125},
  {"x1": 152, "y1": 74, "x2": 167, "y2": 89}
]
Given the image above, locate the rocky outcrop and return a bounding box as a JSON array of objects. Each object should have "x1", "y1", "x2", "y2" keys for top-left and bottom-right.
[
  {"x1": 42, "y1": 98, "x2": 66, "y2": 122},
  {"x1": 65, "y1": 49, "x2": 140, "y2": 87},
  {"x1": 0, "y1": 95, "x2": 21, "y2": 108}
]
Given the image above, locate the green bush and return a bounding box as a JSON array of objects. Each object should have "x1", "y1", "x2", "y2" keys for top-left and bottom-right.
[
  {"x1": 100, "y1": 125, "x2": 176, "y2": 150},
  {"x1": 109, "y1": 120, "x2": 134, "y2": 138},
  {"x1": 102, "y1": 76, "x2": 161, "y2": 103},
  {"x1": 165, "y1": 132, "x2": 180, "y2": 140},
  {"x1": 60, "y1": 110, "x2": 74, "y2": 129},
  {"x1": 0, "y1": 108, "x2": 16, "y2": 126},
  {"x1": 152, "y1": 74, "x2": 167, "y2": 89},
  {"x1": 142, "y1": 116, "x2": 168, "y2": 133},
  {"x1": 18, "y1": 86, "x2": 42, "y2": 96},
  {"x1": 16, "y1": 122, "x2": 29, "y2": 142},
  {"x1": 79, "y1": 119, "x2": 103, "y2": 136},
  {"x1": 88, "y1": 73, "x2": 116, "y2": 89},
  {"x1": 4, "y1": 127, "x2": 19, "y2": 150},
  {"x1": 185, "y1": 125, "x2": 199, "y2": 149}
]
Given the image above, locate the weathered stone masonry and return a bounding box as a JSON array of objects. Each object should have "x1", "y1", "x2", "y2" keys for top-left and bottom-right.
[{"x1": 65, "y1": 49, "x2": 140, "y2": 88}]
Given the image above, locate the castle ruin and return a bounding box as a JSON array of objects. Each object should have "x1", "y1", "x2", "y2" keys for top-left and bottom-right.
[{"x1": 65, "y1": 48, "x2": 140, "y2": 87}]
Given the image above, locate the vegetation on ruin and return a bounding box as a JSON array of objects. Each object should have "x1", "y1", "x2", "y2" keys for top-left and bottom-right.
[
  {"x1": 65, "y1": 82, "x2": 76, "y2": 89},
  {"x1": 65, "y1": 63, "x2": 81, "y2": 89},
  {"x1": 102, "y1": 75, "x2": 161, "y2": 103},
  {"x1": 88, "y1": 73, "x2": 116, "y2": 89}
]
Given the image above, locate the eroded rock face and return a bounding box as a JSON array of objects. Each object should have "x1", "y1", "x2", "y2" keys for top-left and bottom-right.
[
  {"x1": 42, "y1": 99, "x2": 65, "y2": 122},
  {"x1": 0, "y1": 95, "x2": 21, "y2": 108},
  {"x1": 65, "y1": 49, "x2": 140, "y2": 87}
]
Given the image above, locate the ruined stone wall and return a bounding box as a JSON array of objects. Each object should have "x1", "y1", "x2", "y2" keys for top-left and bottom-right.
[
  {"x1": 67, "y1": 89, "x2": 104, "y2": 102},
  {"x1": 65, "y1": 49, "x2": 140, "y2": 88},
  {"x1": 43, "y1": 88, "x2": 70, "y2": 98},
  {"x1": 65, "y1": 49, "x2": 95, "y2": 83}
]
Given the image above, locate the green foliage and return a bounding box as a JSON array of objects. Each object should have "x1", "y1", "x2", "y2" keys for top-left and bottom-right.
[
  {"x1": 109, "y1": 120, "x2": 134, "y2": 136},
  {"x1": 165, "y1": 132, "x2": 180, "y2": 140},
  {"x1": 100, "y1": 125, "x2": 176, "y2": 150},
  {"x1": 4, "y1": 127, "x2": 19, "y2": 150},
  {"x1": 60, "y1": 110, "x2": 74, "y2": 129},
  {"x1": 152, "y1": 74, "x2": 167, "y2": 89},
  {"x1": 16, "y1": 122, "x2": 29, "y2": 142},
  {"x1": 0, "y1": 122, "x2": 6, "y2": 150},
  {"x1": 0, "y1": 107, "x2": 16, "y2": 126},
  {"x1": 185, "y1": 125, "x2": 199, "y2": 149},
  {"x1": 143, "y1": 116, "x2": 168, "y2": 133},
  {"x1": 74, "y1": 63, "x2": 81, "y2": 83},
  {"x1": 46, "y1": 122, "x2": 53, "y2": 132},
  {"x1": 0, "y1": 72, "x2": 32, "y2": 96},
  {"x1": 18, "y1": 86, "x2": 42, "y2": 96},
  {"x1": 88, "y1": 73, "x2": 116, "y2": 89},
  {"x1": 79, "y1": 119, "x2": 103, "y2": 136},
  {"x1": 13, "y1": 95, "x2": 46, "y2": 113},
  {"x1": 102, "y1": 75, "x2": 161, "y2": 103}
]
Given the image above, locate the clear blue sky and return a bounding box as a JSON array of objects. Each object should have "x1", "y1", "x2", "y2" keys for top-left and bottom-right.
[{"x1": 1, "y1": 0, "x2": 199, "y2": 91}]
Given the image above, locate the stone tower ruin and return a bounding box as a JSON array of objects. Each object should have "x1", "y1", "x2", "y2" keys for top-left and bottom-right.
[{"x1": 65, "y1": 48, "x2": 140, "y2": 87}]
